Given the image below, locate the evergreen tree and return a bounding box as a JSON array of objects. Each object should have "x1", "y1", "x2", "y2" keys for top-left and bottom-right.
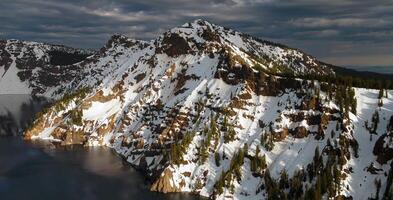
[
  {"x1": 199, "y1": 144, "x2": 208, "y2": 164},
  {"x1": 333, "y1": 164, "x2": 341, "y2": 195},
  {"x1": 383, "y1": 166, "x2": 393, "y2": 199},
  {"x1": 250, "y1": 156, "x2": 257, "y2": 173},
  {"x1": 289, "y1": 170, "x2": 305, "y2": 199},
  {"x1": 222, "y1": 115, "x2": 228, "y2": 131},
  {"x1": 215, "y1": 152, "x2": 221, "y2": 166},
  {"x1": 379, "y1": 99, "x2": 384, "y2": 107},
  {"x1": 379, "y1": 89, "x2": 384, "y2": 99},
  {"x1": 251, "y1": 145, "x2": 262, "y2": 173},
  {"x1": 305, "y1": 187, "x2": 317, "y2": 200},
  {"x1": 243, "y1": 143, "x2": 249, "y2": 156},
  {"x1": 313, "y1": 146, "x2": 321, "y2": 168},
  {"x1": 315, "y1": 174, "x2": 322, "y2": 200},
  {"x1": 256, "y1": 145, "x2": 260, "y2": 157},
  {"x1": 349, "y1": 88, "x2": 357, "y2": 114},
  {"x1": 279, "y1": 169, "x2": 289, "y2": 189},
  {"x1": 371, "y1": 111, "x2": 380, "y2": 133},
  {"x1": 215, "y1": 171, "x2": 226, "y2": 194},
  {"x1": 264, "y1": 169, "x2": 281, "y2": 200},
  {"x1": 224, "y1": 126, "x2": 236, "y2": 143},
  {"x1": 375, "y1": 178, "x2": 381, "y2": 200},
  {"x1": 261, "y1": 154, "x2": 267, "y2": 170},
  {"x1": 238, "y1": 147, "x2": 245, "y2": 165}
]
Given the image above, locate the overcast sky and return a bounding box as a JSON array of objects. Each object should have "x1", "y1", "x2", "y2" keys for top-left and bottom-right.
[{"x1": 1, "y1": 0, "x2": 392, "y2": 67}]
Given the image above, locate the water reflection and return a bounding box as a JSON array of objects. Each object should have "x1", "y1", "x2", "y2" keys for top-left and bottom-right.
[
  {"x1": 0, "y1": 94, "x2": 49, "y2": 136},
  {"x1": 0, "y1": 138, "x2": 200, "y2": 200}
]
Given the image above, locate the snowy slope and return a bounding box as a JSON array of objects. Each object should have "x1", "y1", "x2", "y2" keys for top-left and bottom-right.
[
  {"x1": 23, "y1": 20, "x2": 393, "y2": 200},
  {"x1": 0, "y1": 39, "x2": 94, "y2": 96}
]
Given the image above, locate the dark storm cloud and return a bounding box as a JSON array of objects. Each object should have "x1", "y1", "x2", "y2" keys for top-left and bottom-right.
[{"x1": 0, "y1": 0, "x2": 392, "y2": 67}]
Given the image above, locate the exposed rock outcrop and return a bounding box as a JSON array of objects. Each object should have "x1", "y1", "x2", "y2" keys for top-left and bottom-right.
[{"x1": 150, "y1": 168, "x2": 180, "y2": 193}]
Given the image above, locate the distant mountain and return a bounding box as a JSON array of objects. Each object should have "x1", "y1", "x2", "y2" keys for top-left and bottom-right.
[
  {"x1": 15, "y1": 20, "x2": 393, "y2": 199},
  {"x1": 344, "y1": 65, "x2": 393, "y2": 75},
  {"x1": 0, "y1": 39, "x2": 95, "y2": 95}
]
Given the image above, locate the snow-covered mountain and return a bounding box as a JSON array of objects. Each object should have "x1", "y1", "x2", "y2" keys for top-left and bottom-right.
[
  {"x1": 0, "y1": 39, "x2": 94, "y2": 95},
  {"x1": 23, "y1": 20, "x2": 393, "y2": 199}
]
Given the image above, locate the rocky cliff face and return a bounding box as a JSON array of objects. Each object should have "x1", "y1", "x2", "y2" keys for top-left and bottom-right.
[
  {"x1": 0, "y1": 39, "x2": 94, "y2": 95},
  {"x1": 22, "y1": 20, "x2": 393, "y2": 199}
]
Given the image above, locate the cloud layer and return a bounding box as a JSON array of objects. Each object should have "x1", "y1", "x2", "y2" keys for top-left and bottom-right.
[{"x1": 1, "y1": 0, "x2": 392, "y2": 67}]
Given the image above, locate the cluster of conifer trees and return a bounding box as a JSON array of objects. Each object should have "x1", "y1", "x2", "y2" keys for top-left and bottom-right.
[
  {"x1": 260, "y1": 123, "x2": 275, "y2": 151},
  {"x1": 169, "y1": 131, "x2": 196, "y2": 165},
  {"x1": 214, "y1": 143, "x2": 268, "y2": 195},
  {"x1": 262, "y1": 144, "x2": 344, "y2": 200}
]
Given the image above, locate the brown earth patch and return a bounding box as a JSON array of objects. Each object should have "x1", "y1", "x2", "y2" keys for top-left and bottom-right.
[
  {"x1": 135, "y1": 73, "x2": 146, "y2": 83},
  {"x1": 274, "y1": 128, "x2": 289, "y2": 141},
  {"x1": 289, "y1": 126, "x2": 308, "y2": 138}
]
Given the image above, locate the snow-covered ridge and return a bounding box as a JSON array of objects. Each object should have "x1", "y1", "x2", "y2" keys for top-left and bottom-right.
[
  {"x1": 22, "y1": 20, "x2": 393, "y2": 199},
  {"x1": 161, "y1": 19, "x2": 333, "y2": 76},
  {"x1": 0, "y1": 39, "x2": 95, "y2": 95}
]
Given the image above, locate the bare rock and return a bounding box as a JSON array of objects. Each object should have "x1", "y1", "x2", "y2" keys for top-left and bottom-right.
[{"x1": 151, "y1": 168, "x2": 180, "y2": 193}]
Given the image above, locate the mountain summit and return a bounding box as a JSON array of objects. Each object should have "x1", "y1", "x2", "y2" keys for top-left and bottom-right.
[
  {"x1": 21, "y1": 20, "x2": 393, "y2": 199},
  {"x1": 46, "y1": 19, "x2": 336, "y2": 97}
]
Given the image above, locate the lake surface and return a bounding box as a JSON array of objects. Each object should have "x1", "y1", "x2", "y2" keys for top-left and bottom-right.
[
  {"x1": 0, "y1": 138, "x2": 198, "y2": 200},
  {"x1": 0, "y1": 94, "x2": 49, "y2": 136},
  {"x1": 0, "y1": 95, "x2": 199, "y2": 200}
]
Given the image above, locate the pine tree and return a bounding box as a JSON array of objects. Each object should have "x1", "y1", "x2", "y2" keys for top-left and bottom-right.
[
  {"x1": 313, "y1": 146, "x2": 321, "y2": 167},
  {"x1": 327, "y1": 138, "x2": 332, "y2": 146},
  {"x1": 379, "y1": 99, "x2": 384, "y2": 107},
  {"x1": 375, "y1": 178, "x2": 381, "y2": 200},
  {"x1": 279, "y1": 169, "x2": 289, "y2": 189},
  {"x1": 347, "y1": 88, "x2": 357, "y2": 114},
  {"x1": 215, "y1": 152, "x2": 221, "y2": 166},
  {"x1": 215, "y1": 171, "x2": 226, "y2": 194},
  {"x1": 199, "y1": 144, "x2": 208, "y2": 164},
  {"x1": 243, "y1": 143, "x2": 249, "y2": 156},
  {"x1": 289, "y1": 170, "x2": 305, "y2": 199},
  {"x1": 238, "y1": 148, "x2": 245, "y2": 165},
  {"x1": 371, "y1": 111, "x2": 380, "y2": 133},
  {"x1": 264, "y1": 169, "x2": 281, "y2": 200},
  {"x1": 222, "y1": 115, "x2": 228, "y2": 131},
  {"x1": 333, "y1": 164, "x2": 341, "y2": 194},
  {"x1": 251, "y1": 145, "x2": 262, "y2": 173},
  {"x1": 262, "y1": 128, "x2": 275, "y2": 151},
  {"x1": 305, "y1": 187, "x2": 316, "y2": 200},
  {"x1": 170, "y1": 143, "x2": 182, "y2": 165},
  {"x1": 331, "y1": 130, "x2": 335, "y2": 138},
  {"x1": 261, "y1": 154, "x2": 267, "y2": 170},
  {"x1": 344, "y1": 98, "x2": 350, "y2": 118},
  {"x1": 224, "y1": 126, "x2": 236, "y2": 143},
  {"x1": 315, "y1": 175, "x2": 322, "y2": 200},
  {"x1": 250, "y1": 156, "x2": 257, "y2": 173},
  {"x1": 383, "y1": 166, "x2": 393, "y2": 199},
  {"x1": 379, "y1": 89, "x2": 384, "y2": 99}
]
